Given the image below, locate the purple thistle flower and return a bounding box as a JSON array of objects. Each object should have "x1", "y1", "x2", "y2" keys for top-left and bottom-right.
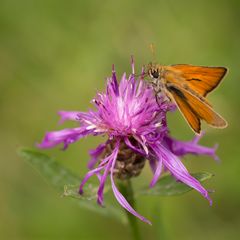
[{"x1": 38, "y1": 59, "x2": 218, "y2": 225}]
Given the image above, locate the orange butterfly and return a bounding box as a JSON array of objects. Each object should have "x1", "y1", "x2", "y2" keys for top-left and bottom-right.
[{"x1": 147, "y1": 63, "x2": 228, "y2": 134}]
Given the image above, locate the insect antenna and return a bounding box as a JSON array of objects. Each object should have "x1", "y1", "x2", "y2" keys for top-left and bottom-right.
[{"x1": 149, "y1": 43, "x2": 157, "y2": 63}]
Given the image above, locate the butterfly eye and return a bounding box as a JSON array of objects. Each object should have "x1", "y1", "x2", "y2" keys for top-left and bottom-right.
[{"x1": 151, "y1": 70, "x2": 159, "y2": 79}]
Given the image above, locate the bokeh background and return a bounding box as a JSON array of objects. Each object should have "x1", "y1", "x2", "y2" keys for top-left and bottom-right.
[{"x1": 1, "y1": 0, "x2": 240, "y2": 239}]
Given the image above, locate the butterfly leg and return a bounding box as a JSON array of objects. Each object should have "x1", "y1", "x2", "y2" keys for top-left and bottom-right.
[{"x1": 155, "y1": 93, "x2": 162, "y2": 107}]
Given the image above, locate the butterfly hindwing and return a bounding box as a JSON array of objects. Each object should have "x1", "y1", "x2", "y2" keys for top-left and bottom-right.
[
  {"x1": 166, "y1": 84, "x2": 227, "y2": 133},
  {"x1": 166, "y1": 85, "x2": 201, "y2": 133}
]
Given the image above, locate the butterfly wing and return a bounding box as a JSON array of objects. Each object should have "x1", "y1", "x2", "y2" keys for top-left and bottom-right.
[
  {"x1": 166, "y1": 84, "x2": 227, "y2": 133},
  {"x1": 169, "y1": 64, "x2": 227, "y2": 97},
  {"x1": 165, "y1": 86, "x2": 201, "y2": 133}
]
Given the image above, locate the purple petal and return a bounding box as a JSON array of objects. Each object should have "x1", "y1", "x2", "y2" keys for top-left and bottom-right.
[
  {"x1": 58, "y1": 111, "x2": 81, "y2": 124},
  {"x1": 79, "y1": 165, "x2": 105, "y2": 194},
  {"x1": 37, "y1": 127, "x2": 90, "y2": 149},
  {"x1": 88, "y1": 142, "x2": 108, "y2": 169},
  {"x1": 111, "y1": 64, "x2": 119, "y2": 96},
  {"x1": 133, "y1": 136, "x2": 149, "y2": 155},
  {"x1": 131, "y1": 55, "x2": 135, "y2": 75},
  {"x1": 124, "y1": 137, "x2": 146, "y2": 156},
  {"x1": 148, "y1": 156, "x2": 157, "y2": 174},
  {"x1": 163, "y1": 135, "x2": 219, "y2": 161},
  {"x1": 80, "y1": 146, "x2": 117, "y2": 196},
  {"x1": 110, "y1": 142, "x2": 152, "y2": 225},
  {"x1": 149, "y1": 155, "x2": 163, "y2": 187},
  {"x1": 150, "y1": 143, "x2": 212, "y2": 205},
  {"x1": 97, "y1": 140, "x2": 120, "y2": 205}
]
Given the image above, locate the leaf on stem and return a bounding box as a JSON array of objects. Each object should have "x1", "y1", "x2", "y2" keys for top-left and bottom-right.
[
  {"x1": 139, "y1": 172, "x2": 214, "y2": 196},
  {"x1": 19, "y1": 148, "x2": 125, "y2": 223}
]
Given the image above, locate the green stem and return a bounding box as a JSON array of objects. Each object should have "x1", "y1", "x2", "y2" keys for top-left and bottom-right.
[{"x1": 118, "y1": 179, "x2": 142, "y2": 240}]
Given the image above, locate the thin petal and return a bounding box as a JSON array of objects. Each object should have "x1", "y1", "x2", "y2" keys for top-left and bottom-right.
[
  {"x1": 133, "y1": 135, "x2": 149, "y2": 155},
  {"x1": 131, "y1": 55, "x2": 135, "y2": 75},
  {"x1": 37, "y1": 127, "x2": 90, "y2": 149},
  {"x1": 111, "y1": 65, "x2": 119, "y2": 96},
  {"x1": 88, "y1": 142, "x2": 108, "y2": 169},
  {"x1": 58, "y1": 111, "x2": 81, "y2": 124},
  {"x1": 97, "y1": 140, "x2": 120, "y2": 205},
  {"x1": 79, "y1": 165, "x2": 105, "y2": 194},
  {"x1": 150, "y1": 143, "x2": 212, "y2": 205},
  {"x1": 148, "y1": 156, "x2": 157, "y2": 174},
  {"x1": 110, "y1": 142, "x2": 152, "y2": 225},
  {"x1": 80, "y1": 146, "x2": 117, "y2": 195},
  {"x1": 163, "y1": 135, "x2": 219, "y2": 161},
  {"x1": 149, "y1": 155, "x2": 163, "y2": 187},
  {"x1": 124, "y1": 137, "x2": 146, "y2": 156}
]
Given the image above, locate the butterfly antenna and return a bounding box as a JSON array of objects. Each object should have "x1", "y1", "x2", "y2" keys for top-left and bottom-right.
[{"x1": 149, "y1": 43, "x2": 157, "y2": 63}]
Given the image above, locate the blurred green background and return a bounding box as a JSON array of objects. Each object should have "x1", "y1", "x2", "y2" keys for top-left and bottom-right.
[{"x1": 1, "y1": 0, "x2": 239, "y2": 239}]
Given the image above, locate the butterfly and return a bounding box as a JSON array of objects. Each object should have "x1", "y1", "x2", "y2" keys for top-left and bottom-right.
[{"x1": 146, "y1": 63, "x2": 228, "y2": 134}]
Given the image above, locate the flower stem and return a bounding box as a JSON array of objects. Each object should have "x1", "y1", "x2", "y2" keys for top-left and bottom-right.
[{"x1": 118, "y1": 179, "x2": 142, "y2": 240}]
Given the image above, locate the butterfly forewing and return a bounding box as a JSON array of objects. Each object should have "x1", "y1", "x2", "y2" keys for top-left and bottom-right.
[{"x1": 169, "y1": 65, "x2": 227, "y2": 97}]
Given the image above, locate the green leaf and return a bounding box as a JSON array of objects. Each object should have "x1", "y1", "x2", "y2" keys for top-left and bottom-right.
[
  {"x1": 63, "y1": 184, "x2": 111, "y2": 200},
  {"x1": 19, "y1": 148, "x2": 126, "y2": 223},
  {"x1": 139, "y1": 172, "x2": 214, "y2": 196},
  {"x1": 19, "y1": 148, "x2": 80, "y2": 190}
]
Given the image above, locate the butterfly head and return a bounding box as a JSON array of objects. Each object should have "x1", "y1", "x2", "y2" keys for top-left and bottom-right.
[{"x1": 147, "y1": 62, "x2": 161, "y2": 79}]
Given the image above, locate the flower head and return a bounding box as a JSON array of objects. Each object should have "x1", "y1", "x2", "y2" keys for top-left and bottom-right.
[{"x1": 38, "y1": 59, "x2": 218, "y2": 224}]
